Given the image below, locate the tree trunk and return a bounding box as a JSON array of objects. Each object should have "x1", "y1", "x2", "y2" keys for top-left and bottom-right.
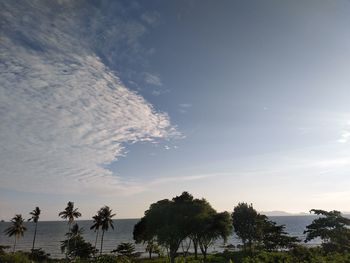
[
  {"x1": 149, "y1": 249, "x2": 152, "y2": 259},
  {"x1": 32, "y1": 222, "x2": 38, "y2": 251},
  {"x1": 193, "y1": 239, "x2": 198, "y2": 259},
  {"x1": 100, "y1": 230, "x2": 105, "y2": 256},
  {"x1": 13, "y1": 236, "x2": 17, "y2": 253},
  {"x1": 169, "y1": 250, "x2": 176, "y2": 263},
  {"x1": 94, "y1": 229, "x2": 99, "y2": 251},
  {"x1": 66, "y1": 223, "x2": 71, "y2": 259}
]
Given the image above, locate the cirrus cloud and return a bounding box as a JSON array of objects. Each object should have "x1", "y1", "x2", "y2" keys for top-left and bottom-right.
[{"x1": 0, "y1": 0, "x2": 177, "y2": 195}]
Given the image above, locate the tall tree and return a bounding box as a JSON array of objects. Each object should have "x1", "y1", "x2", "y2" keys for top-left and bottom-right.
[
  {"x1": 304, "y1": 209, "x2": 350, "y2": 252},
  {"x1": 4, "y1": 214, "x2": 27, "y2": 252},
  {"x1": 59, "y1": 201, "x2": 81, "y2": 258},
  {"x1": 99, "y1": 206, "x2": 116, "y2": 255},
  {"x1": 90, "y1": 212, "x2": 103, "y2": 251},
  {"x1": 134, "y1": 192, "x2": 194, "y2": 263},
  {"x1": 232, "y1": 203, "x2": 259, "y2": 252},
  {"x1": 28, "y1": 207, "x2": 41, "y2": 252}
]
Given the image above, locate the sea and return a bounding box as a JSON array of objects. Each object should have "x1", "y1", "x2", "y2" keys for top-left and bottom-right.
[{"x1": 0, "y1": 216, "x2": 321, "y2": 258}]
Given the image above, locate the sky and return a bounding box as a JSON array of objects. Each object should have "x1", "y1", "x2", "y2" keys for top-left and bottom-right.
[{"x1": 1, "y1": 0, "x2": 350, "y2": 220}]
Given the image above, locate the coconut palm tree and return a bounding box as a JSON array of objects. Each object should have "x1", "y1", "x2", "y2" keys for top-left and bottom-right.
[
  {"x1": 28, "y1": 206, "x2": 41, "y2": 251},
  {"x1": 90, "y1": 212, "x2": 103, "y2": 251},
  {"x1": 99, "y1": 206, "x2": 116, "y2": 255},
  {"x1": 4, "y1": 214, "x2": 27, "y2": 252},
  {"x1": 59, "y1": 201, "x2": 81, "y2": 258}
]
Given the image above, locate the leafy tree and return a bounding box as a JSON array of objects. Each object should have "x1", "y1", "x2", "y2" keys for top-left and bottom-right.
[
  {"x1": 133, "y1": 217, "x2": 159, "y2": 258},
  {"x1": 232, "y1": 203, "x2": 259, "y2": 252},
  {"x1": 304, "y1": 209, "x2": 350, "y2": 252},
  {"x1": 134, "y1": 192, "x2": 195, "y2": 263},
  {"x1": 112, "y1": 242, "x2": 136, "y2": 257},
  {"x1": 99, "y1": 206, "x2": 116, "y2": 255},
  {"x1": 134, "y1": 192, "x2": 232, "y2": 263},
  {"x1": 28, "y1": 206, "x2": 41, "y2": 251},
  {"x1": 258, "y1": 217, "x2": 299, "y2": 251},
  {"x1": 232, "y1": 203, "x2": 298, "y2": 253},
  {"x1": 197, "y1": 211, "x2": 232, "y2": 260},
  {"x1": 58, "y1": 201, "x2": 82, "y2": 258},
  {"x1": 4, "y1": 214, "x2": 27, "y2": 252}
]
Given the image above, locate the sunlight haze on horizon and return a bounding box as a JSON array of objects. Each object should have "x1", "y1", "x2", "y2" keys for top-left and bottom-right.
[{"x1": 1, "y1": 0, "x2": 350, "y2": 220}]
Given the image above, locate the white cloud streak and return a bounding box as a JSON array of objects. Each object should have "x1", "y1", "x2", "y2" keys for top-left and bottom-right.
[{"x1": 0, "y1": 1, "x2": 177, "y2": 195}]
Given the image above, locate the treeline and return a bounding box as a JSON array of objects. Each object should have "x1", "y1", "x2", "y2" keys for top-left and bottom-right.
[{"x1": 2, "y1": 192, "x2": 350, "y2": 263}]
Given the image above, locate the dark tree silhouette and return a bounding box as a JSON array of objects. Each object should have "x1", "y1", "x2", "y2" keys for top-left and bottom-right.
[
  {"x1": 4, "y1": 214, "x2": 27, "y2": 252},
  {"x1": 59, "y1": 201, "x2": 81, "y2": 258},
  {"x1": 99, "y1": 206, "x2": 115, "y2": 255},
  {"x1": 304, "y1": 209, "x2": 350, "y2": 252},
  {"x1": 28, "y1": 206, "x2": 41, "y2": 251},
  {"x1": 90, "y1": 211, "x2": 103, "y2": 251}
]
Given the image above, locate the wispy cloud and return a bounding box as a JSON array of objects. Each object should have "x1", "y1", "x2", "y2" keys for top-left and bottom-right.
[
  {"x1": 178, "y1": 103, "x2": 192, "y2": 114},
  {"x1": 144, "y1": 72, "x2": 163, "y2": 86},
  {"x1": 0, "y1": 1, "x2": 177, "y2": 195}
]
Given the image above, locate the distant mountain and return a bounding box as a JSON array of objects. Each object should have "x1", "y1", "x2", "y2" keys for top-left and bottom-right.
[{"x1": 261, "y1": 211, "x2": 293, "y2": 216}]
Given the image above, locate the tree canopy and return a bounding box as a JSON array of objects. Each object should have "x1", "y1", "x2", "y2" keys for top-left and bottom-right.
[
  {"x1": 304, "y1": 209, "x2": 350, "y2": 252},
  {"x1": 134, "y1": 192, "x2": 232, "y2": 263}
]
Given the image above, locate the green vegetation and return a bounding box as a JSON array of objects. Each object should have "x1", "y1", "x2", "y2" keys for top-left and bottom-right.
[
  {"x1": 133, "y1": 192, "x2": 232, "y2": 263},
  {"x1": 231, "y1": 203, "x2": 299, "y2": 253},
  {"x1": 304, "y1": 209, "x2": 350, "y2": 252},
  {"x1": 2, "y1": 193, "x2": 350, "y2": 262},
  {"x1": 59, "y1": 201, "x2": 82, "y2": 259},
  {"x1": 112, "y1": 242, "x2": 136, "y2": 257}
]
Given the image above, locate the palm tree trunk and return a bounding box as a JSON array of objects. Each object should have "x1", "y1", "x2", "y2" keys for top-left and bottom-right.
[
  {"x1": 13, "y1": 236, "x2": 17, "y2": 253},
  {"x1": 94, "y1": 229, "x2": 99, "y2": 250},
  {"x1": 100, "y1": 230, "x2": 105, "y2": 255},
  {"x1": 66, "y1": 223, "x2": 71, "y2": 258},
  {"x1": 32, "y1": 222, "x2": 38, "y2": 251}
]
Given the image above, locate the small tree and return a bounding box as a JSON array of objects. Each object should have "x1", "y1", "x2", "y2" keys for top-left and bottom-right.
[
  {"x1": 61, "y1": 223, "x2": 96, "y2": 259},
  {"x1": 304, "y1": 209, "x2": 350, "y2": 252},
  {"x1": 259, "y1": 217, "x2": 299, "y2": 250},
  {"x1": 112, "y1": 242, "x2": 135, "y2": 257},
  {"x1": 197, "y1": 211, "x2": 232, "y2": 260}
]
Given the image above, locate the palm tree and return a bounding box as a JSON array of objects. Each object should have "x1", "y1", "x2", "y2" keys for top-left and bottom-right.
[
  {"x1": 28, "y1": 206, "x2": 41, "y2": 251},
  {"x1": 59, "y1": 201, "x2": 81, "y2": 258},
  {"x1": 64, "y1": 223, "x2": 84, "y2": 257},
  {"x1": 99, "y1": 206, "x2": 116, "y2": 255},
  {"x1": 4, "y1": 214, "x2": 27, "y2": 252},
  {"x1": 90, "y1": 212, "x2": 103, "y2": 251}
]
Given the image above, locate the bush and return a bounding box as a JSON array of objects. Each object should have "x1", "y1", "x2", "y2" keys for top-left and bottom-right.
[{"x1": 0, "y1": 251, "x2": 32, "y2": 263}]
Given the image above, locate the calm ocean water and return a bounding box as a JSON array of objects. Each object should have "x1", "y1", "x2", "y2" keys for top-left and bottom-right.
[{"x1": 0, "y1": 216, "x2": 320, "y2": 258}]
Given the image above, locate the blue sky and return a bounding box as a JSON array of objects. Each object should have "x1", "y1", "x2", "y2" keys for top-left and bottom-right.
[{"x1": 1, "y1": 0, "x2": 350, "y2": 220}]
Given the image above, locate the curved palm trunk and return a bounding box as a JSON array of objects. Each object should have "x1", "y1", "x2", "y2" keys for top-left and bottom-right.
[
  {"x1": 94, "y1": 229, "x2": 99, "y2": 251},
  {"x1": 31, "y1": 222, "x2": 38, "y2": 251},
  {"x1": 13, "y1": 236, "x2": 17, "y2": 253},
  {"x1": 100, "y1": 230, "x2": 105, "y2": 255}
]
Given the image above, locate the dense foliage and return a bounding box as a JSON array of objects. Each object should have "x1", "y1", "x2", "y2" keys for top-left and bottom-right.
[
  {"x1": 232, "y1": 203, "x2": 299, "y2": 253},
  {"x1": 304, "y1": 209, "x2": 350, "y2": 252},
  {"x1": 133, "y1": 192, "x2": 232, "y2": 263}
]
